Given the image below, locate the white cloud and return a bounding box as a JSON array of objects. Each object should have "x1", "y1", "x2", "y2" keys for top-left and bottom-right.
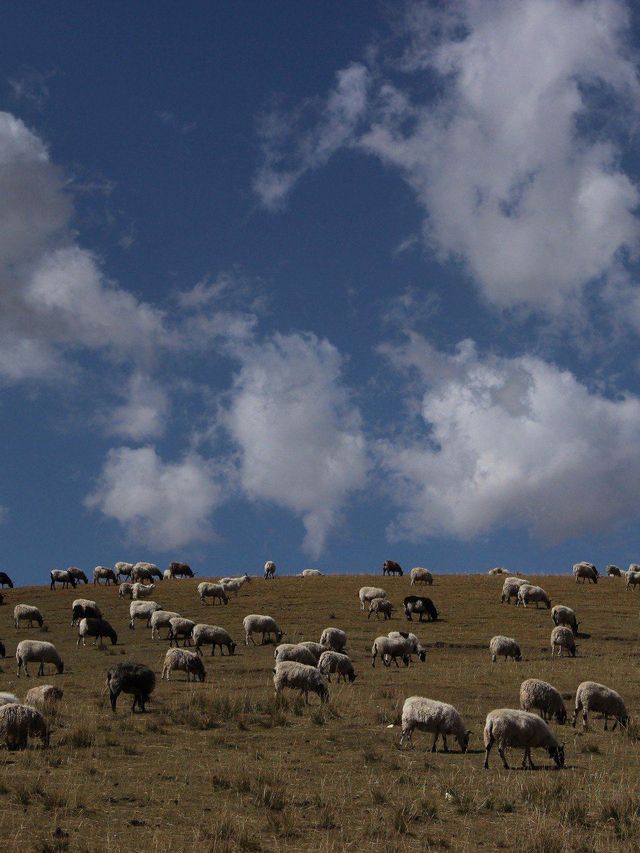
[
  {"x1": 86, "y1": 446, "x2": 221, "y2": 550},
  {"x1": 380, "y1": 333, "x2": 640, "y2": 543},
  {"x1": 223, "y1": 332, "x2": 369, "y2": 556},
  {"x1": 108, "y1": 372, "x2": 170, "y2": 441}
]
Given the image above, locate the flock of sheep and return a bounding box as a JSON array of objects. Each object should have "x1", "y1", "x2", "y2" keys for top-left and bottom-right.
[{"x1": 0, "y1": 557, "x2": 633, "y2": 771}]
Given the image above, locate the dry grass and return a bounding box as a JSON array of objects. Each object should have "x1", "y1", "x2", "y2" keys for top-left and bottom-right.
[{"x1": 0, "y1": 573, "x2": 638, "y2": 851}]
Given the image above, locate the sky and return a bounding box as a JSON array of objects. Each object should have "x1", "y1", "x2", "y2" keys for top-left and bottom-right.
[{"x1": 2, "y1": 0, "x2": 640, "y2": 583}]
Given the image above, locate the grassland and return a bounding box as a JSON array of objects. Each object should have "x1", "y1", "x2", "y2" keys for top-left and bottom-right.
[{"x1": 0, "y1": 572, "x2": 639, "y2": 852}]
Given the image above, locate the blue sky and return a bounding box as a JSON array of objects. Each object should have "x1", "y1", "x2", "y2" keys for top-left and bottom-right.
[{"x1": 3, "y1": 0, "x2": 640, "y2": 583}]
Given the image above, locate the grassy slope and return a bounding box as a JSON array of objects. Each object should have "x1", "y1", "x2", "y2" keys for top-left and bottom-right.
[{"x1": 0, "y1": 573, "x2": 638, "y2": 853}]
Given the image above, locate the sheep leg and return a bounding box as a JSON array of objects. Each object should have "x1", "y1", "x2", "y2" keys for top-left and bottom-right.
[
  {"x1": 603, "y1": 715, "x2": 608, "y2": 731},
  {"x1": 483, "y1": 736, "x2": 494, "y2": 769},
  {"x1": 497, "y1": 746, "x2": 510, "y2": 769},
  {"x1": 431, "y1": 733, "x2": 438, "y2": 753},
  {"x1": 38, "y1": 662, "x2": 44, "y2": 676},
  {"x1": 442, "y1": 735, "x2": 449, "y2": 753},
  {"x1": 582, "y1": 710, "x2": 588, "y2": 730}
]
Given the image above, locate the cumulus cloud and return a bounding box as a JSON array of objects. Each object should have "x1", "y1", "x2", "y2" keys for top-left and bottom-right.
[
  {"x1": 86, "y1": 446, "x2": 221, "y2": 550},
  {"x1": 223, "y1": 332, "x2": 369, "y2": 556},
  {"x1": 108, "y1": 373, "x2": 170, "y2": 441},
  {"x1": 380, "y1": 333, "x2": 640, "y2": 542}
]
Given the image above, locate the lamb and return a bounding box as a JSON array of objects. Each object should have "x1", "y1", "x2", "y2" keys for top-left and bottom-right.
[
  {"x1": 607, "y1": 565, "x2": 622, "y2": 577},
  {"x1": 24, "y1": 685, "x2": 63, "y2": 711},
  {"x1": 483, "y1": 709, "x2": 564, "y2": 770},
  {"x1": 243, "y1": 614, "x2": 284, "y2": 645},
  {"x1": 388, "y1": 631, "x2": 427, "y2": 663},
  {"x1": 16, "y1": 640, "x2": 64, "y2": 677},
  {"x1": 0, "y1": 572, "x2": 14, "y2": 588},
  {"x1": 368, "y1": 599, "x2": 394, "y2": 620},
  {"x1": 488, "y1": 567, "x2": 508, "y2": 575},
  {"x1": 119, "y1": 582, "x2": 134, "y2": 599},
  {"x1": 150, "y1": 610, "x2": 181, "y2": 640},
  {"x1": 128, "y1": 600, "x2": 161, "y2": 629},
  {"x1": 573, "y1": 562, "x2": 598, "y2": 584},
  {"x1": 273, "y1": 661, "x2": 329, "y2": 704},
  {"x1": 50, "y1": 569, "x2": 76, "y2": 590},
  {"x1": 71, "y1": 599, "x2": 101, "y2": 625},
  {"x1": 193, "y1": 624, "x2": 236, "y2": 656},
  {"x1": 625, "y1": 571, "x2": 640, "y2": 591},
  {"x1": 572, "y1": 681, "x2": 629, "y2": 730},
  {"x1": 131, "y1": 562, "x2": 163, "y2": 584},
  {"x1": 399, "y1": 696, "x2": 470, "y2": 752},
  {"x1": 298, "y1": 568, "x2": 323, "y2": 577},
  {"x1": 500, "y1": 576, "x2": 528, "y2": 604},
  {"x1": 163, "y1": 569, "x2": 172, "y2": 580},
  {"x1": 516, "y1": 584, "x2": 551, "y2": 609},
  {"x1": 383, "y1": 560, "x2": 403, "y2": 576},
  {"x1": 317, "y1": 651, "x2": 357, "y2": 683},
  {"x1": 320, "y1": 627, "x2": 347, "y2": 652},
  {"x1": 550, "y1": 626, "x2": 576, "y2": 657},
  {"x1": 358, "y1": 586, "x2": 387, "y2": 611},
  {"x1": 519, "y1": 679, "x2": 567, "y2": 724},
  {"x1": 77, "y1": 617, "x2": 118, "y2": 648},
  {"x1": 132, "y1": 582, "x2": 156, "y2": 600},
  {"x1": 298, "y1": 641, "x2": 326, "y2": 662},
  {"x1": 264, "y1": 560, "x2": 277, "y2": 579},
  {"x1": 106, "y1": 662, "x2": 155, "y2": 713},
  {"x1": 221, "y1": 574, "x2": 251, "y2": 596},
  {"x1": 13, "y1": 604, "x2": 44, "y2": 629},
  {"x1": 0, "y1": 703, "x2": 49, "y2": 749},
  {"x1": 404, "y1": 595, "x2": 438, "y2": 622},
  {"x1": 93, "y1": 566, "x2": 117, "y2": 585},
  {"x1": 114, "y1": 562, "x2": 134, "y2": 580},
  {"x1": 0, "y1": 692, "x2": 19, "y2": 706},
  {"x1": 67, "y1": 567, "x2": 88, "y2": 584},
  {"x1": 167, "y1": 561, "x2": 193, "y2": 579},
  {"x1": 274, "y1": 643, "x2": 318, "y2": 667},
  {"x1": 197, "y1": 582, "x2": 229, "y2": 606},
  {"x1": 489, "y1": 636, "x2": 521, "y2": 663},
  {"x1": 410, "y1": 567, "x2": 433, "y2": 585},
  {"x1": 162, "y1": 648, "x2": 206, "y2": 682},
  {"x1": 168, "y1": 617, "x2": 195, "y2": 647},
  {"x1": 551, "y1": 605, "x2": 579, "y2": 635}
]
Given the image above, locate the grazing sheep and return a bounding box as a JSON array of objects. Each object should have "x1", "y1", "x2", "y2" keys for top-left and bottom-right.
[
  {"x1": 16, "y1": 640, "x2": 64, "y2": 677},
  {"x1": 13, "y1": 604, "x2": 43, "y2": 630},
  {"x1": 298, "y1": 568, "x2": 323, "y2": 577},
  {"x1": 489, "y1": 636, "x2": 521, "y2": 663},
  {"x1": 368, "y1": 599, "x2": 394, "y2": 620},
  {"x1": 128, "y1": 600, "x2": 161, "y2": 629},
  {"x1": 243, "y1": 614, "x2": 283, "y2": 646},
  {"x1": 372, "y1": 634, "x2": 415, "y2": 668},
  {"x1": 0, "y1": 703, "x2": 49, "y2": 749},
  {"x1": 400, "y1": 696, "x2": 470, "y2": 752},
  {"x1": 500, "y1": 576, "x2": 528, "y2": 604},
  {"x1": 573, "y1": 562, "x2": 598, "y2": 584},
  {"x1": 106, "y1": 662, "x2": 155, "y2": 713},
  {"x1": 403, "y1": 595, "x2": 438, "y2": 622},
  {"x1": 318, "y1": 651, "x2": 357, "y2": 683},
  {"x1": 50, "y1": 569, "x2": 76, "y2": 590},
  {"x1": 193, "y1": 624, "x2": 236, "y2": 656},
  {"x1": 0, "y1": 692, "x2": 19, "y2": 707},
  {"x1": 93, "y1": 566, "x2": 117, "y2": 585},
  {"x1": 0, "y1": 572, "x2": 14, "y2": 588},
  {"x1": 167, "y1": 561, "x2": 193, "y2": 579},
  {"x1": 488, "y1": 567, "x2": 509, "y2": 575},
  {"x1": 115, "y1": 562, "x2": 134, "y2": 580},
  {"x1": 572, "y1": 681, "x2": 629, "y2": 730},
  {"x1": 24, "y1": 685, "x2": 63, "y2": 711},
  {"x1": 387, "y1": 631, "x2": 427, "y2": 663},
  {"x1": 320, "y1": 627, "x2": 347, "y2": 652},
  {"x1": 273, "y1": 661, "x2": 329, "y2": 704},
  {"x1": 383, "y1": 560, "x2": 403, "y2": 576},
  {"x1": 519, "y1": 679, "x2": 567, "y2": 724},
  {"x1": 162, "y1": 648, "x2": 206, "y2": 682},
  {"x1": 483, "y1": 709, "x2": 564, "y2": 770},
  {"x1": 77, "y1": 617, "x2": 118, "y2": 648},
  {"x1": 119, "y1": 582, "x2": 134, "y2": 599},
  {"x1": 168, "y1": 617, "x2": 195, "y2": 647},
  {"x1": 163, "y1": 569, "x2": 172, "y2": 580},
  {"x1": 274, "y1": 643, "x2": 318, "y2": 667},
  {"x1": 516, "y1": 584, "x2": 551, "y2": 609},
  {"x1": 358, "y1": 586, "x2": 388, "y2": 611},
  {"x1": 264, "y1": 560, "x2": 277, "y2": 579},
  {"x1": 131, "y1": 562, "x2": 163, "y2": 584},
  {"x1": 551, "y1": 605, "x2": 579, "y2": 635},
  {"x1": 150, "y1": 610, "x2": 181, "y2": 640},
  {"x1": 71, "y1": 599, "x2": 101, "y2": 626},
  {"x1": 132, "y1": 582, "x2": 156, "y2": 600},
  {"x1": 550, "y1": 626, "x2": 576, "y2": 658},
  {"x1": 67, "y1": 567, "x2": 88, "y2": 584},
  {"x1": 298, "y1": 641, "x2": 326, "y2": 663},
  {"x1": 221, "y1": 574, "x2": 251, "y2": 596},
  {"x1": 626, "y1": 571, "x2": 640, "y2": 591},
  {"x1": 607, "y1": 565, "x2": 622, "y2": 577},
  {"x1": 410, "y1": 567, "x2": 433, "y2": 585},
  {"x1": 197, "y1": 582, "x2": 229, "y2": 606}
]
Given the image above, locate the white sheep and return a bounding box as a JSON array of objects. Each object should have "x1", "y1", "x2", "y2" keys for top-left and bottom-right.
[
  {"x1": 298, "y1": 568, "x2": 323, "y2": 577},
  {"x1": 221, "y1": 574, "x2": 251, "y2": 595},
  {"x1": 274, "y1": 643, "x2": 318, "y2": 667},
  {"x1": 550, "y1": 625, "x2": 576, "y2": 657},
  {"x1": 161, "y1": 648, "x2": 206, "y2": 682},
  {"x1": 273, "y1": 661, "x2": 329, "y2": 704},
  {"x1": 516, "y1": 584, "x2": 551, "y2": 609},
  {"x1": 410, "y1": 567, "x2": 433, "y2": 586},
  {"x1": 71, "y1": 598, "x2": 101, "y2": 626},
  {"x1": 489, "y1": 636, "x2": 521, "y2": 663},
  {"x1": 298, "y1": 641, "x2": 326, "y2": 663},
  {"x1": 572, "y1": 562, "x2": 598, "y2": 584},
  {"x1": 114, "y1": 561, "x2": 134, "y2": 580},
  {"x1": 500, "y1": 576, "x2": 528, "y2": 604},
  {"x1": 372, "y1": 634, "x2": 414, "y2": 668},
  {"x1": 399, "y1": 696, "x2": 470, "y2": 752},
  {"x1": 50, "y1": 569, "x2": 76, "y2": 590},
  {"x1": 264, "y1": 561, "x2": 277, "y2": 579},
  {"x1": 488, "y1": 567, "x2": 509, "y2": 575},
  {"x1": 150, "y1": 610, "x2": 181, "y2": 640},
  {"x1": 572, "y1": 681, "x2": 629, "y2": 730},
  {"x1": 197, "y1": 582, "x2": 229, "y2": 606},
  {"x1": 93, "y1": 566, "x2": 117, "y2": 585},
  {"x1": 483, "y1": 708, "x2": 564, "y2": 769},
  {"x1": 320, "y1": 627, "x2": 347, "y2": 652},
  {"x1": 131, "y1": 562, "x2": 162, "y2": 584},
  {"x1": 358, "y1": 586, "x2": 387, "y2": 611},
  {"x1": 24, "y1": 685, "x2": 63, "y2": 711},
  {"x1": 0, "y1": 703, "x2": 49, "y2": 749},
  {"x1": 368, "y1": 599, "x2": 394, "y2": 620},
  {"x1": 13, "y1": 604, "x2": 44, "y2": 629},
  {"x1": 317, "y1": 651, "x2": 357, "y2": 683},
  {"x1": 192, "y1": 624, "x2": 236, "y2": 656},
  {"x1": 625, "y1": 571, "x2": 640, "y2": 591},
  {"x1": 387, "y1": 631, "x2": 427, "y2": 663},
  {"x1": 168, "y1": 617, "x2": 195, "y2": 647},
  {"x1": 118, "y1": 582, "x2": 134, "y2": 599},
  {"x1": 132, "y1": 582, "x2": 156, "y2": 600},
  {"x1": 0, "y1": 692, "x2": 19, "y2": 707},
  {"x1": 243, "y1": 614, "x2": 283, "y2": 646},
  {"x1": 16, "y1": 640, "x2": 64, "y2": 677},
  {"x1": 551, "y1": 605, "x2": 579, "y2": 635},
  {"x1": 128, "y1": 600, "x2": 161, "y2": 629},
  {"x1": 519, "y1": 679, "x2": 567, "y2": 724}
]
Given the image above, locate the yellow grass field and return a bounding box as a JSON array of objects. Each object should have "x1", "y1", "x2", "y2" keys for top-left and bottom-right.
[{"x1": 0, "y1": 572, "x2": 638, "y2": 853}]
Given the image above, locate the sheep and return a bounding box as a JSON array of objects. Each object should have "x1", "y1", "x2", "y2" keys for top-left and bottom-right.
[
  {"x1": 371, "y1": 635, "x2": 413, "y2": 668},
  {"x1": 383, "y1": 560, "x2": 403, "y2": 576},
  {"x1": 551, "y1": 605, "x2": 579, "y2": 635},
  {"x1": 403, "y1": 595, "x2": 438, "y2": 622},
  {"x1": 500, "y1": 576, "x2": 528, "y2": 604},
  {"x1": 368, "y1": 599, "x2": 394, "y2": 620},
  {"x1": 193, "y1": 624, "x2": 236, "y2": 656},
  {"x1": 128, "y1": 600, "x2": 161, "y2": 629},
  {"x1": 625, "y1": 570, "x2": 640, "y2": 591},
  {"x1": 114, "y1": 561, "x2": 134, "y2": 580},
  {"x1": 168, "y1": 617, "x2": 195, "y2": 647},
  {"x1": 264, "y1": 560, "x2": 277, "y2": 579},
  {"x1": 132, "y1": 582, "x2": 156, "y2": 600},
  {"x1": 298, "y1": 569, "x2": 323, "y2": 577},
  {"x1": 162, "y1": 648, "x2": 206, "y2": 682},
  {"x1": 572, "y1": 681, "x2": 628, "y2": 730},
  {"x1": 131, "y1": 562, "x2": 163, "y2": 584},
  {"x1": 483, "y1": 709, "x2": 564, "y2": 770},
  {"x1": 106, "y1": 662, "x2": 155, "y2": 713},
  {"x1": 387, "y1": 631, "x2": 427, "y2": 664},
  {"x1": 519, "y1": 679, "x2": 567, "y2": 724},
  {"x1": 119, "y1": 582, "x2": 134, "y2": 599},
  {"x1": 77, "y1": 617, "x2": 118, "y2": 648},
  {"x1": 399, "y1": 696, "x2": 470, "y2": 752},
  {"x1": 318, "y1": 651, "x2": 357, "y2": 683},
  {"x1": 488, "y1": 567, "x2": 509, "y2": 575},
  {"x1": 410, "y1": 567, "x2": 433, "y2": 585},
  {"x1": 298, "y1": 641, "x2": 326, "y2": 663},
  {"x1": 0, "y1": 703, "x2": 49, "y2": 749},
  {"x1": 358, "y1": 586, "x2": 387, "y2": 611},
  {"x1": 274, "y1": 643, "x2": 318, "y2": 667},
  {"x1": 50, "y1": 569, "x2": 76, "y2": 590},
  {"x1": 489, "y1": 636, "x2": 521, "y2": 663},
  {"x1": 16, "y1": 640, "x2": 64, "y2": 677},
  {"x1": 167, "y1": 561, "x2": 193, "y2": 579},
  {"x1": 243, "y1": 614, "x2": 283, "y2": 646},
  {"x1": 197, "y1": 582, "x2": 229, "y2": 606},
  {"x1": 150, "y1": 610, "x2": 181, "y2": 640},
  {"x1": 573, "y1": 562, "x2": 598, "y2": 584},
  {"x1": 0, "y1": 692, "x2": 19, "y2": 706},
  {"x1": 320, "y1": 627, "x2": 347, "y2": 652},
  {"x1": 0, "y1": 571, "x2": 14, "y2": 588},
  {"x1": 273, "y1": 661, "x2": 329, "y2": 704},
  {"x1": 13, "y1": 604, "x2": 43, "y2": 629},
  {"x1": 550, "y1": 626, "x2": 576, "y2": 658},
  {"x1": 607, "y1": 565, "x2": 622, "y2": 577},
  {"x1": 163, "y1": 569, "x2": 172, "y2": 580},
  {"x1": 516, "y1": 584, "x2": 551, "y2": 609},
  {"x1": 24, "y1": 685, "x2": 63, "y2": 711},
  {"x1": 93, "y1": 566, "x2": 117, "y2": 585},
  {"x1": 71, "y1": 599, "x2": 101, "y2": 626},
  {"x1": 221, "y1": 574, "x2": 251, "y2": 596},
  {"x1": 67, "y1": 567, "x2": 88, "y2": 584}
]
